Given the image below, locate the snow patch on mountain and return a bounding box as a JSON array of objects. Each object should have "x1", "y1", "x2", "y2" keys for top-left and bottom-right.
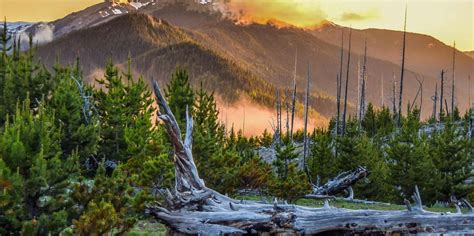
[{"x1": 4, "y1": 22, "x2": 33, "y2": 37}]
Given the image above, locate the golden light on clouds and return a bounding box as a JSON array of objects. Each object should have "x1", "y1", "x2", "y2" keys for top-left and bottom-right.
[
  {"x1": 1, "y1": 0, "x2": 472, "y2": 50},
  {"x1": 222, "y1": 0, "x2": 328, "y2": 27}
]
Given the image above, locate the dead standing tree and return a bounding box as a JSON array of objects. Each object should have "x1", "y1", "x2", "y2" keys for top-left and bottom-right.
[
  {"x1": 336, "y1": 29, "x2": 344, "y2": 136},
  {"x1": 397, "y1": 6, "x2": 408, "y2": 127},
  {"x1": 147, "y1": 80, "x2": 474, "y2": 235},
  {"x1": 290, "y1": 50, "x2": 297, "y2": 141},
  {"x1": 342, "y1": 27, "x2": 352, "y2": 135},
  {"x1": 451, "y1": 41, "x2": 456, "y2": 119}
]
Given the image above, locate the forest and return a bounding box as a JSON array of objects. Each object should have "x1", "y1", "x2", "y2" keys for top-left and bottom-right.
[{"x1": 0, "y1": 20, "x2": 473, "y2": 235}]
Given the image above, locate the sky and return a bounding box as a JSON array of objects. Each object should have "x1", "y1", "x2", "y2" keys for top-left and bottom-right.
[{"x1": 1, "y1": 0, "x2": 473, "y2": 51}]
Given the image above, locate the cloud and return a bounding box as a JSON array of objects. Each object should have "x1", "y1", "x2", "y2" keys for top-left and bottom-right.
[
  {"x1": 19, "y1": 23, "x2": 55, "y2": 48},
  {"x1": 213, "y1": 0, "x2": 328, "y2": 28},
  {"x1": 339, "y1": 10, "x2": 378, "y2": 22}
]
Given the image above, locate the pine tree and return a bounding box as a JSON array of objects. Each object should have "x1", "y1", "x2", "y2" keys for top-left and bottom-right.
[
  {"x1": 362, "y1": 103, "x2": 377, "y2": 137},
  {"x1": 269, "y1": 142, "x2": 311, "y2": 203},
  {"x1": 193, "y1": 83, "x2": 225, "y2": 169},
  {"x1": 429, "y1": 119, "x2": 473, "y2": 201},
  {"x1": 258, "y1": 129, "x2": 273, "y2": 147},
  {"x1": 308, "y1": 129, "x2": 336, "y2": 184},
  {"x1": 164, "y1": 67, "x2": 194, "y2": 131},
  {"x1": 386, "y1": 111, "x2": 438, "y2": 204},
  {"x1": 95, "y1": 60, "x2": 155, "y2": 165},
  {"x1": 47, "y1": 64, "x2": 99, "y2": 164},
  {"x1": 0, "y1": 98, "x2": 79, "y2": 234},
  {"x1": 0, "y1": 38, "x2": 53, "y2": 125},
  {"x1": 95, "y1": 61, "x2": 128, "y2": 163},
  {"x1": 351, "y1": 136, "x2": 394, "y2": 202},
  {"x1": 72, "y1": 164, "x2": 150, "y2": 235},
  {"x1": 375, "y1": 106, "x2": 394, "y2": 137}
]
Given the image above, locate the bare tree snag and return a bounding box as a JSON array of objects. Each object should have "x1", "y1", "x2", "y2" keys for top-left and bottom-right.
[
  {"x1": 336, "y1": 29, "x2": 344, "y2": 136},
  {"x1": 398, "y1": 6, "x2": 408, "y2": 127},
  {"x1": 148, "y1": 80, "x2": 474, "y2": 235},
  {"x1": 303, "y1": 65, "x2": 311, "y2": 182},
  {"x1": 392, "y1": 74, "x2": 397, "y2": 115},
  {"x1": 289, "y1": 49, "x2": 298, "y2": 142},
  {"x1": 432, "y1": 83, "x2": 438, "y2": 120},
  {"x1": 451, "y1": 41, "x2": 456, "y2": 118},
  {"x1": 342, "y1": 27, "x2": 352, "y2": 135},
  {"x1": 440, "y1": 70, "x2": 445, "y2": 118}
]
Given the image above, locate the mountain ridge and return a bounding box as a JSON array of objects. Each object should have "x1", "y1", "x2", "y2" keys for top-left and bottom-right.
[{"x1": 30, "y1": 0, "x2": 473, "y2": 127}]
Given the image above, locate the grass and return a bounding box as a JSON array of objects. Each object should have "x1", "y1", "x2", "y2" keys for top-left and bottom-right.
[
  {"x1": 234, "y1": 194, "x2": 464, "y2": 213},
  {"x1": 126, "y1": 221, "x2": 167, "y2": 236}
]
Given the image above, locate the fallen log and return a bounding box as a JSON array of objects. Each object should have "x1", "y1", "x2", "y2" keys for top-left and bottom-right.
[
  {"x1": 147, "y1": 80, "x2": 474, "y2": 235},
  {"x1": 307, "y1": 166, "x2": 369, "y2": 197}
]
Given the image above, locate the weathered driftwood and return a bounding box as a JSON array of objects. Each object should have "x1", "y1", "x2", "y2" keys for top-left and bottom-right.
[
  {"x1": 306, "y1": 166, "x2": 369, "y2": 198},
  {"x1": 147, "y1": 80, "x2": 474, "y2": 235}
]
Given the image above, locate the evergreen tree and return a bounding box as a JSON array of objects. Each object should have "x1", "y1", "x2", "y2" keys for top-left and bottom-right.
[
  {"x1": 193, "y1": 84, "x2": 225, "y2": 170},
  {"x1": 429, "y1": 119, "x2": 473, "y2": 201},
  {"x1": 95, "y1": 60, "x2": 155, "y2": 164},
  {"x1": 0, "y1": 38, "x2": 53, "y2": 126},
  {"x1": 72, "y1": 164, "x2": 150, "y2": 235},
  {"x1": 269, "y1": 142, "x2": 311, "y2": 202},
  {"x1": 386, "y1": 111, "x2": 438, "y2": 203},
  {"x1": 258, "y1": 129, "x2": 273, "y2": 147},
  {"x1": 95, "y1": 61, "x2": 128, "y2": 163},
  {"x1": 361, "y1": 103, "x2": 377, "y2": 137},
  {"x1": 0, "y1": 98, "x2": 79, "y2": 234},
  {"x1": 47, "y1": 64, "x2": 99, "y2": 164},
  {"x1": 375, "y1": 106, "x2": 394, "y2": 137},
  {"x1": 308, "y1": 129, "x2": 336, "y2": 185},
  {"x1": 164, "y1": 67, "x2": 194, "y2": 131}
]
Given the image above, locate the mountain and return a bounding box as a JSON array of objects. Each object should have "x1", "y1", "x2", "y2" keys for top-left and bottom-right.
[
  {"x1": 134, "y1": 1, "x2": 472, "y2": 115},
  {"x1": 465, "y1": 51, "x2": 474, "y2": 59},
  {"x1": 36, "y1": 13, "x2": 336, "y2": 133},
  {"x1": 37, "y1": 13, "x2": 264, "y2": 102},
  {"x1": 31, "y1": 0, "x2": 472, "y2": 131},
  {"x1": 310, "y1": 24, "x2": 474, "y2": 112}
]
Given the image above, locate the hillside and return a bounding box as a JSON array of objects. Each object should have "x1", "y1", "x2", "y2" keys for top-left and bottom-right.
[
  {"x1": 33, "y1": 0, "x2": 472, "y2": 122},
  {"x1": 311, "y1": 24, "x2": 474, "y2": 111},
  {"x1": 36, "y1": 13, "x2": 338, "y2": 132},
  {"x1": 138, "y1": 3, "x2": 458, "y2": 117},
  {"x1": 465, "y1": 51, "x2": 474, "y2": 59}
]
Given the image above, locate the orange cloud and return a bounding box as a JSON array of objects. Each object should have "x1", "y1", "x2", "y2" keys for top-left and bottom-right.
[
  {"x1": 339, "y1": 10, "x2": 379, "y2": 22},
  {"x1": 215, "y1": 0, "x2": 328, "y2": 28}
]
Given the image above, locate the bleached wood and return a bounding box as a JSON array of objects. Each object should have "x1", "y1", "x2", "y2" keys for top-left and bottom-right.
[{"x1": 148, "y1": 80, "x2": 474, "y2": 235}]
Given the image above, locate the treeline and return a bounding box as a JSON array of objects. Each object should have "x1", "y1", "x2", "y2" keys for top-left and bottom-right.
[
  {"x1": 0, "y1": 22, "x2": 473, "y2": 235},
  {"x1": 309, "y1": 105, "x2": 473, "y2": 204}
]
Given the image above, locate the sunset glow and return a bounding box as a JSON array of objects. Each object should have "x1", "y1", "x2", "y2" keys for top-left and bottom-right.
[{"x1": 1, "y1": 0, "x2": 473, "y2": 50}]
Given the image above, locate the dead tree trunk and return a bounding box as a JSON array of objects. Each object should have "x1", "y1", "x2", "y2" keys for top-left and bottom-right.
[
  {"x1": 440, "y1": 70, "x2": 445, "y2": 119},
  {"x1": 432, "y1": 83, "x2": 438, "y2": 120},
  {"x1": 398, "y1": 6, "x2": 408, "y2": 127},
  {"x1": 342, "y1": 27, "x2": 352, "y2": 135},
  {"x1": 470, "y1": 102, "x2": 473, "y2": 139},
  {"x1": 147, "y1": 80, "x2": 474, "y2": 235},
  {"x1": 306, "y1": 166, "x2": 369, "y2": 198},
  {"x1": 360, "y1": 40, "x2": 368, "y2": 120},
  {"x1": 451, "y1": 41, "x2": 456, "y2": 119},
  {"x1": 336, "y1": 29, "x2": 344, "y2": 136},
  {"x1": 285, "y1": 89, "x2": 290, "y2": 137},
  {"x1": 392, "y1": 77, "x2": 397, "y2": 115},
  {"x1": 290, "y1": 51, "x2": 297, "y2": 141},
  {"x1": 303, "y1": 65, "x2": 311, "y2": 182}
]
